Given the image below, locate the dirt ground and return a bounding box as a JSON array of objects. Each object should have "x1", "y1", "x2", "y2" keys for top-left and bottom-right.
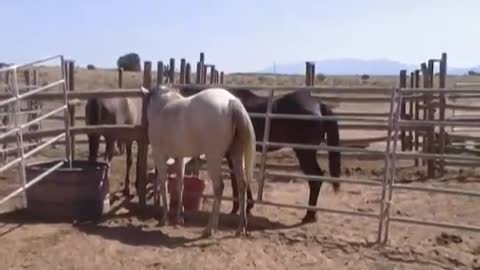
[
  {"x1": 1, "y1": 145, "x2": 480, "y2": 270},
  {"x1": 1, "y1": 69, "x2": 480, "y2": 269}
]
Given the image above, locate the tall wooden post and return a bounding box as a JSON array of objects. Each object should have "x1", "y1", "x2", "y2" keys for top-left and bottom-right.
[
  {"x1": 305, "y1": 62, "x2": 312, "y2": 86},
  {"x1": 311, "y1": 62, "x2": 316, "y2": 86},
  {"x1": 426, "y1": 60, "x2": 435, "y2": 178},
  {"x1": 157, "y1": 61, "x2": 164, "y2": 86},
  {"x1": 414, "y1": 70, "x2": 421, "y2": 166},
  {"x1": 118, "y1": 68, "x2": 124, "y2": 88},
  {"x1": 199, "y1": 52, "x2": 205, "y2": 84},
  {"x1": 179, "y1": 58, "x2": 186, "y2": 84},
  {"x1": 209, "y1": 65, "x2": 215, "y2": 84},
  {"x1": 136, "y1": 61, "x2": 152, "y2": 206},
  {"x1": 399, "y1": 70, "x2": 407, "y2": 151},
  {"x1": 408, "y1": 72, "x2": 414, "y2": 151},
  {"x1": 220, "y1": 71, "x2": 224, "y2": 84},
  {"x1": 202, "y1": 65, "x2": 208, "y2": 84},
  {"x1": 185, "y1": 63, "x2": 191, "y2": 84},
  {"x1": 169, "y1": 58, "x2": 175, "y2": 84},
  {"x1": 195, "y1": 62, "x2": 202, "y2": 84},
  {"x1": 67, "y1": 61, "x2": 76, "y2": 160},
  {"x1": 438, "y1": 53, "x2": 447, "y2": 175}
]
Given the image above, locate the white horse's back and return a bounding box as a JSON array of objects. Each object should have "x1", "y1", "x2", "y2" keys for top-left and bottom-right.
[{"x1": 148, "y1": 88, "x2": 238, "y2": 157}]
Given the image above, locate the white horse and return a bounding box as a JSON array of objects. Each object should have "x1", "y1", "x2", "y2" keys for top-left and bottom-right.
[{"x1": 141, "y1": 86, "x2": 256, "y2": 237}]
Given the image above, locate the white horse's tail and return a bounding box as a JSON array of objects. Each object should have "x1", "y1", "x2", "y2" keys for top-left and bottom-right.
[{"x1": 228, "y1": 98, "x2": 256, "y2": 184}]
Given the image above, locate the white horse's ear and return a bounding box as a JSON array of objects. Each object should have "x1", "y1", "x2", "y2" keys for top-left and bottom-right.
[{"x1": 141, "y1": 86, "x2": 150, "y2": 95}]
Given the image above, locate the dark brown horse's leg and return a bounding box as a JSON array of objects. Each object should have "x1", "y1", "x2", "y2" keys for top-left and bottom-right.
[
  {"x1": 227, "y1": 156, "x2": 254, "y2": 215},
  {"x1": 87, "y1": 134, "x2": 100, "y2": 163},
  {"x1": 123, "y1": 141, "x2": 133, "y2": 196},
  {"x1": 294, "y1": 149, "x2": 325, "y2": 223}
]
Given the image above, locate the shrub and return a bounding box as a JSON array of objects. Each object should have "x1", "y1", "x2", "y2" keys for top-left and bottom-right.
[{"x1": 117, "y1": 53, "x2": 141, "y2": 71}]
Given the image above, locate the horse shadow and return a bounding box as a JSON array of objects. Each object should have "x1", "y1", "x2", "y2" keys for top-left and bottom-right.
[{"x1": 0, "y1": 193, "x2": 305, "y2": 248}]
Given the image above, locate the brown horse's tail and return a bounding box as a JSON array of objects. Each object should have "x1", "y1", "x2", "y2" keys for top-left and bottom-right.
[
  {"x1": 320, "y1": 103, "x2": 341, "y2": 192},
  {"x1": 85, "y1": 98, "x2": 101, "y2": 163}
]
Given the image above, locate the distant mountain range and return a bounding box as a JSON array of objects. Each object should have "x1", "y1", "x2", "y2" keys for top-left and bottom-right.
[{"x1": 260, "y1": 58, "x2": 480, "y2": 75}]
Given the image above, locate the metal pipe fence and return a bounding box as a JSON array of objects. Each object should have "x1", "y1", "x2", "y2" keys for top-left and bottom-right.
[{"x1": 0, "y1": 55, "x2": 72, "y2": 208}]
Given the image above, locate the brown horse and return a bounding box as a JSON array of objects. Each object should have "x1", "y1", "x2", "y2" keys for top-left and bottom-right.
[{"x1": 85, "y1": 97, "x2": 142, "y2": 196}]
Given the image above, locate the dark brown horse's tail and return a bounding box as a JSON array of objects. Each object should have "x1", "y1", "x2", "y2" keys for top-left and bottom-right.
[
  {"x1": 320, "y1": 103, "x2": 341, "y2": 192},
  {"x1": 85, "y1": 98, "x2": 101, "y2": 162}
]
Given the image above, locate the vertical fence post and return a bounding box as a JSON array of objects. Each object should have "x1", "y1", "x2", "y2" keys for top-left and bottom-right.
[
  {"x1": 202, "y1": 65, "x2": 208, "y2": 84},
  {"x1": 185, "y1": 63, "x2": 191, "y2": 84},
  {"x1": 408, "y1": 71, "x2": 414, "y2": 151},
  {"x1": 438, "y1": 53, "x2": 447, "y2": 176},
  {"x1": 179, "y1": 58, "x2": 186, "y2": 84},
  {"x1": 305, "y1": 62, "x2": 311, "y2": 86},
  {"x1": 414, "y1": 70, "x2": 420, "y2": 166},
  {"x1": 169, "y1": 58, "x2": 175, "y2": 84},
  {"x1": 199, "y1": 52, "x2": 205, "y2": 84},
  {"x1": 67, "y1": 61, "x2": 76, "y2": 160},
  {"x1": 220, "y1": 71, "x2": 224, "y2": 84},
  {"x1": 209, "y1": 65, "x2": 215, "y2": 84},
  {"x1": 136, "y1": 61, "x2": 152, "y2": 206},
  {"x1": 426, "y1": 59, "x2": 435, "y2": 178},
  {"x1": 382, "y1": 87, "x2": 403, "y2": 244},
  {"x1": 311, "y1": 62, "x2": 316, "y2": 86},
  {"x1": 60, "y1": 57, "x2": 72, "y2": 168},
  {"x1": 32, "y1": 69, "x2": 41, "y2": 135},
  {"x1": 195, "y1": 62, "x2": 201, "y2": 84},
  {"x1": 118, "y1": 68, "x2": 123, "y2": 88},
  {"x1": 399, "y1": 70, "x2": 407, "y2": 151},
  {"x1": 376, "y1": 87, "x2": 399, "y2": 244},
  {"x1": 257, "y1": 88, "x2": 274, "y2": 201},
  {"x1": 157, "y1": 61, "x2": 164, "y2": 86},
  {"x1": 420, "y1": 63, "x2": 428, "y2": 167}
]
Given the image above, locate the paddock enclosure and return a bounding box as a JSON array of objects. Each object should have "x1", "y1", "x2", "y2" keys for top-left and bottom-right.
[{"x1": 0, "y1": 53, "x2": 480, "y2": 269}]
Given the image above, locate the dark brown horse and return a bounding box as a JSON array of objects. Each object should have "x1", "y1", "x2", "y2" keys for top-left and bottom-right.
[
  {"x1": 85, "y1": 97, "x2": 142, "y2": 196},
  {"x1": 181, "y1": 87, "x2": 341, "y2": 223}
]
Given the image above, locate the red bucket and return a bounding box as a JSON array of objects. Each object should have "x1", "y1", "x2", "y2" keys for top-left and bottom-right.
[{"x1": 168, "y1": 175, "x2": 206, "y2": 211}]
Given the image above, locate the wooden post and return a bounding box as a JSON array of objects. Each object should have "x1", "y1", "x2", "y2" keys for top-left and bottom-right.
[
  {"x1": 185, "y1": 63, "x2": 191, "y2": 84},
  {"x1": 311, "y1": 62, "x2": 316, "y2": 86},
  {"x1": 118, "y1": 68, "x2": 123, "y2": 88},
  {"x1": 426, "y1": 60, "x2": 435, "y2": 178},
  {"x1": 215, "y1": 70, "x2": 219, "y2": 84},
  {"x1": 179, "y1": 58, "x2": 186, "y2": 84},
  {"x1": 199, "y1": 52, "x2": 205, "y2": 84},
  {"x1": 220, "y1": 71, "x2": 224, "y2": 84},
  {"x1": 438, "y1": 53, "x2": 447, "y2": 176},
  {"x1": 420, "y1": 63, "x2": 428, "y2": 167},
  {"x1": 157, "y1": 61, "x2": 164, "y2": 86},
  {"x1": 202, "y1": 65, "x2": 208, "y2": 84},
  {"x1": 169, "y1": 58, "x2": 175, "y2": 84},
  {"x1": 399, "y1": 70, "x2": 407, "y2": 151},
  {"x1": 414, "y1": 70, "x2": 420, "y2": 166},
  {"x1": 209, "y1": 65, "x2": 215, "y2": 84},
  {"x1": 136, "y1": 61, "x2": 152, "y2": 206},
  {"x1": 408, "y1": 72, "x2": 414, "y2": 151},
  {"x1": 195, "y1": 62, "x2": 201, "y2": 83},
  {"x1": 305, "y1": 62, "x2": 311, "y2": 86},
  {"x1": 67, "y1": 61, "x2": 76, "y2": 160}
]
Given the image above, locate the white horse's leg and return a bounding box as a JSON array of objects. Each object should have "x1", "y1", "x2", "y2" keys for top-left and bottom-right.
[
  {"x1": 203, "y1": 156, "x2": 224, "y2": 237},
  {"x1": 229, "y1": 143, "x2": 249, "y2": 236},
  {"x1": 154, "y1": 154, "x2": 169, "y2": 225},
  {"x1": 173, "y1": 157, "x2": 185, "y2": 225}
]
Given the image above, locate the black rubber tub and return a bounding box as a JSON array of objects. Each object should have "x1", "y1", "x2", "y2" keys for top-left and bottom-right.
[{"x1": 25, "y1": 160, "x2": 110, "y2": 222}]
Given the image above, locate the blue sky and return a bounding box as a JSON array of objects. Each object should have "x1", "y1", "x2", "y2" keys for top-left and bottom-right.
[{"x1": 2, "y1": 0, "x2": 479, "y2": 72}]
